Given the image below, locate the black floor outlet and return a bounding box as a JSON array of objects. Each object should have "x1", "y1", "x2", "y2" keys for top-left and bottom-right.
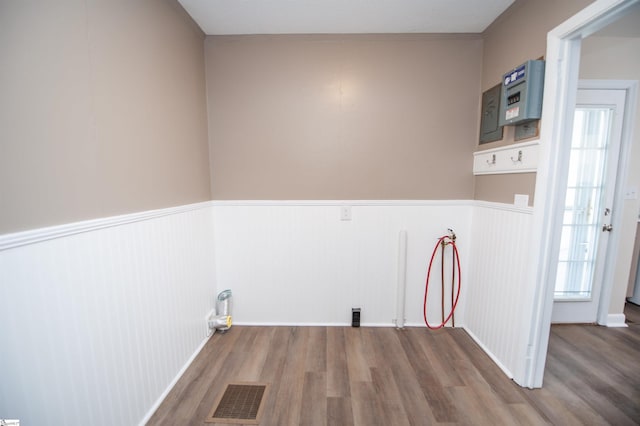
[{"x1": 352, "y1": 308, "x2": 361, "y2": 327}]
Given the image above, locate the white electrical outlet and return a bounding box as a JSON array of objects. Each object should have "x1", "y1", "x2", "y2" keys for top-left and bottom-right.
[
  {"x1": 340, "y1": 205, "x2": 352, "y2": 221},
  {"x1": 514, "y1": 194, "x2": 529, "y2": 207}
]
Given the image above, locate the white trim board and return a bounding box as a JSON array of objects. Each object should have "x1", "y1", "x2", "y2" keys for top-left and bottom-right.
[
  {"x1": 0, "y1": 201, "x2": 215, "y2": 251},
  {"x1": 138, "y1": 333, "x2": 214, "y2": 426},
  {"x1": 473, "y1": 140, "x2": 540, "y2": 175},
  {"x1": 463, "y1": 326, "x2": 514, "y2": 379},
  {"x1": 0, "y1": 199, "x2": 533, "y2": 251},
  {"x1": 596, "y1": 80, "x2": 638, "y2": 327},
  {"x1": 211, "y1": 199, "x2": 475, "y2": 207},
  {"x1": 234, "y1": 322, "x2": 393, "y2": 327},
  {"x1": 605, "y1": 314, "x2": 628, "y2": 328},
  {"x1": 233, "y1": 322, "x2": 461, "y2": 328},
  {"x1": 474, "y1": 200, "x2": 534, "y2": 215},
  {"x1": 214, "y1": 199, "x2": 533, "y2": 215}
]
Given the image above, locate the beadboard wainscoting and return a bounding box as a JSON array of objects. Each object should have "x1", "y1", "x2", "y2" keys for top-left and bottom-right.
[
  {"x1": 1, "y1": 199, "x2": 541, "y2": 425},
  {"x1": 212, "y1": 201, "x2": 473, "y2": 327},
  {"x1": 464, "y1": 202, "x2": 534, "y2": 379},
  {"x1": 0, "y1": 203, "x2": 217, "y2": 426}
]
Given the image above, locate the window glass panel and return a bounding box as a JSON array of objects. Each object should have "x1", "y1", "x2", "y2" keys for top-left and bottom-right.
[{"x1": 554, "y1": 107, "x2": 612, "y2": 300}]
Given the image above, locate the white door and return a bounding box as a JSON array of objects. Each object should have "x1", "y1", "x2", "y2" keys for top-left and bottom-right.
[{"x1": 552, "y1": 88, "x2": 627, "y2": 324}]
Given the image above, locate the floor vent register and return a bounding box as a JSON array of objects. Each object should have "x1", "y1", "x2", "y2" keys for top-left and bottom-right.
[{"x1": 206, "y1": 382, "x2": 268, "y2": 424}]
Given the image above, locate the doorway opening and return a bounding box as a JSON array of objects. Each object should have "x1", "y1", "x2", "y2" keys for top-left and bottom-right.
[
  {"x1": 524, "y1": 0, "x2": 640, "y2": 388},
  {"x1": 552, "y1": 86, "x2": 628, "y2": 324}
]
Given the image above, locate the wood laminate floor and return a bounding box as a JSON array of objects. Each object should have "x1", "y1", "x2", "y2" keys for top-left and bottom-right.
[{"x1": 148, "y1": 303, "x2": 640, "y2": 425}]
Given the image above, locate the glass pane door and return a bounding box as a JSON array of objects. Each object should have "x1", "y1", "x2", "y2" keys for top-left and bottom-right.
[{"x1": 554, "y1": 107, "x2": 613, "y2": 300}]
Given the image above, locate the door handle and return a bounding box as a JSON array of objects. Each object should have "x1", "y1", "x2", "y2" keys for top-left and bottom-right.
[{"x1": 602, "y1": 224, "x2": 613, "y2": 232}]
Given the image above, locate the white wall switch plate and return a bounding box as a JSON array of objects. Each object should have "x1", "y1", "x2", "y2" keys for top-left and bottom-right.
[
  {"x1": 514, "y1": 194, "x2": 529, "y2": 207},
  {"x1": 340, "y1": 205, "x2": 352, "y2": 221}
]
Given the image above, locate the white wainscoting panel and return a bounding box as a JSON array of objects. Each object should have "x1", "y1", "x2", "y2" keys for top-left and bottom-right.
[
  {"x1": 212, "y1": 201, "x2": 472, "y2": 327},
  {"x1": 464, "y1": 202, "x2": 534, "y2": 378},
  {"x1": 0, "y1": 204, "x2": 217, "y2": 426},
  {"x1": 0, "y1": 198, "x2": 541, "y2": 425}
]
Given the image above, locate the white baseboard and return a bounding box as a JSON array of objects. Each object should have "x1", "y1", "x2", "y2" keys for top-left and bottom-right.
[
  {"x1": 232, "y1": 321, "x2": 398, "y2": 327},
  {"x1": 138, "y1": 333, "x2": 214, "y2": 426},
  {"x1": 462, "y1": 326, "x2": 514, "y2": 379},
  {"x1": 403, "y1": 322, "x2": 457, "y2": 328},
  {"x1": 605, "y1": 313, "x2": 628, "y2": 328},
  {"x1": 234, "y1": 322, "x2": 457, "y2": 328}
]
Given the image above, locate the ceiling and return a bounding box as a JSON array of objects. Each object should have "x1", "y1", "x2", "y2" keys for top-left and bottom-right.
[{"x1": 178, "y1": 0, "x2": 516, "y2": 35}]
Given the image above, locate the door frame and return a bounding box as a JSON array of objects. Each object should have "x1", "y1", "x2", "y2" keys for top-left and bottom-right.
[
  {"x1": 552, "y1": 83, "x2": 630, "y2": 323},
  {"x1": 521, "y1": 0, "x2": 639, "y2": 388},
  {"x1": 576, "y1": 81, "x2": 636, "y2": 326}
]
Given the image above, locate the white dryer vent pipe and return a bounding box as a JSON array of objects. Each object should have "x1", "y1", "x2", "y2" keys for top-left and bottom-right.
[
  {"x1": 209, "y1": 289, "x2": 233, "y2": 333},
  {"x1": 396, "y1": 230, "x2": 408, "y2": 329}
]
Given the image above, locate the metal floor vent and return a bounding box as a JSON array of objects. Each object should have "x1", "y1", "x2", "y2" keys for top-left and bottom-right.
[{"x1": 206, "y1": 383, "x2": 268, "y2": 424}]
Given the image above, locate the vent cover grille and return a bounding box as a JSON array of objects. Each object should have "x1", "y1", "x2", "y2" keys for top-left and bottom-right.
[{"x1": 206, "y1": 383, "x2": 268, "y2": 424}]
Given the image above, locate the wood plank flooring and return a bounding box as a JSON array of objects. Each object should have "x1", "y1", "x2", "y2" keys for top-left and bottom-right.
[{"x1": 148, "y1": 303, "x2": 640, "y2": 425}]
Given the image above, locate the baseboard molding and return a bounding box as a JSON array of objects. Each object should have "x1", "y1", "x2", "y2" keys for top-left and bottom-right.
[
  {"x1": 403, "y1": 322, "x2": 456, "y2": 328},
  {"x1": 605, "y1": 313, "x2": 628, "y2": 328},
  {"x1": 233, "y1": 321, "x2": 397, "y2": 327},
  {"x1": 462, "y1": 326, "x2": 514, "y2": 379},
  {"x1": 138, "y1": 332, "x2": 214, "y2": 426},
  {"x1": 233, "y1": 322, "x2": 457, "y2": 329}
]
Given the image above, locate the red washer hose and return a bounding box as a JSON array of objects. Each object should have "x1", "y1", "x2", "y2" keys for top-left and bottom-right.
[{"x1": 423, "y1": 235, "x2": 461, "y2": 330}]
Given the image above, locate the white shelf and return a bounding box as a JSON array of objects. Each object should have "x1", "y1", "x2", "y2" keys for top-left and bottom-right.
[{"x1": 473, "y1": 140, "x2": 539, "y2": 175}]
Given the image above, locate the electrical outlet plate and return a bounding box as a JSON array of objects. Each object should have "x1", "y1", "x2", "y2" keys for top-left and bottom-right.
[
  {"x1": 351, "y1": 308, "x2": 361, "y2": 327},
  {"x1": 514, "y1": 194, "x2": 529, "y2": 207},
  {"x1": 340, "y1": 205, "x2": 352, "y2": 221}
]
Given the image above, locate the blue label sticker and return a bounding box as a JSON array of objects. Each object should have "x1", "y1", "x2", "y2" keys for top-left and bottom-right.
[{"x1": 504, "y1": 64, "x2": 526, "y2": 86}]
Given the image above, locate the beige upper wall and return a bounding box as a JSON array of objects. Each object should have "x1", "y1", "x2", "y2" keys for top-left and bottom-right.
[
  {"x1": 206, "y1": 34, "x2": 482, "y2": 200},
  {"x1": 0, "y1": 0, "x2": 211, "y2": 234},
  {"x1": 481, "y1": 0, "x2": 595, "y2": 93},
  {"x1": 473, "y1": 0, "x2": 594, "y2": 205},
  {"x1": 474, "y1": 173, "x2": 537, "y2": 206}
]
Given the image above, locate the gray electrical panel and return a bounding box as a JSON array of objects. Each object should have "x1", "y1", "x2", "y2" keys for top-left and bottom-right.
[
  {"x1": 479, "y1": 83, "x2": 503, "y2": 144},
  {"x1": 498, "y1": 60, "x2": 545, "y2": 127}
]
